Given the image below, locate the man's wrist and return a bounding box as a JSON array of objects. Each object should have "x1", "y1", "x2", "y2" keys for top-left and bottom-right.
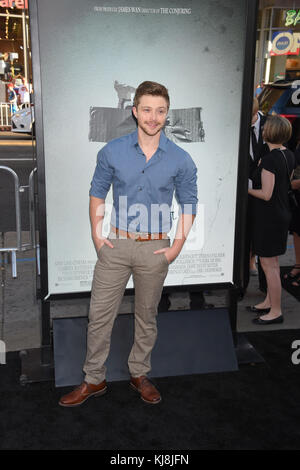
[
  {"x1": 92, "y1": 234, "x2": 104, "y2": 249},
  {"x1": 92, "y1": 230, "x2": 104, "y2": 242},
  {"x1": 171, "y1": 237, "x2": 185, "y2": 252},
  {"x1": 169, "y1": 243, "x2": 182, "y2": 259}
]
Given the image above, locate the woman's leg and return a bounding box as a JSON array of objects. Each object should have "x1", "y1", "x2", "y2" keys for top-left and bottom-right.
[
  {"x1": 254, "y1": 290, "x2": 271, "y2": 309},
  {"x1": 284, "y1": 232, "x2": 300, "y2": 280},
  {"x1": 258, "y1": 256, "x2": 282, "y2": 319},
  {"x1": 250, "y1": 251, "x2": 257, "y2": 273},
  {"x1": 254, "y1": 255, "x2": 271, "y2": 309},
  {"x1": 291, "y1": 232, "x2": 300, "y2": 286}
]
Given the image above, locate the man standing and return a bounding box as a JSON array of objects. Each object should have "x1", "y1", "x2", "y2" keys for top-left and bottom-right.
[
  {"x1": 248, "y1": 97, "x2": 268, "y2": 182},
  {"x1": 59, "y1": 81, "x2": 198, "y2": 407}
]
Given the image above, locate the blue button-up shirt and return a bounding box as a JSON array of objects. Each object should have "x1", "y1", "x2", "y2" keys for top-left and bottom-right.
[{"x1": 89, "y1": 130, "x2": 198, "y2": 233}]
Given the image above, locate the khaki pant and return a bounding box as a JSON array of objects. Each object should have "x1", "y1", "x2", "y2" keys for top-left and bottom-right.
[{"x1": 83, "y1": 234, "x2": 170, "y2": 384}]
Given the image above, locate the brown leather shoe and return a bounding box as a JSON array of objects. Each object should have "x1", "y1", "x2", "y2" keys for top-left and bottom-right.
[
  {"x1": 130, "y1": 376, "x2": 161, "y2": 404},
  {"x1": 59, "y1": 380, "x2": 107, "y2": 407}
]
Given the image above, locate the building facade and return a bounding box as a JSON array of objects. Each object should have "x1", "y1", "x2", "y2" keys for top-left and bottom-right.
[
  {"x1": 0, "y1": 1, "x2": 29, "y2": 82},
  {"x1": 256, "y1": 0, "x2": 300, "y2": 85}
]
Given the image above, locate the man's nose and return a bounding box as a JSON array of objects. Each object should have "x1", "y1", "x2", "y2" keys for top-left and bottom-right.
[{"x1": 149, "y1": 110, "x2": 157, "y2": 120}]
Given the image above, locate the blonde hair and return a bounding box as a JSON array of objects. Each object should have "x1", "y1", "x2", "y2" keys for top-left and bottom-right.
[{"x1": 262, "y1": 115, "x2": 292, "y2": 144}]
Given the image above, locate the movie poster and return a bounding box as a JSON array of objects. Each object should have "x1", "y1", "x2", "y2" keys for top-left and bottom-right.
[{"x1": 33, "y1": 0, "x2": 247, "y2": 295}]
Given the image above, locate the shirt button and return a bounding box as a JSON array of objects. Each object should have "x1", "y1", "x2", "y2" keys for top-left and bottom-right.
[
  {"x1": 138, "y1": 187, "x2": 142, "y2": 191},
  {"x1": 142, "y1": 170, "x2": 145, "y2": 173}
]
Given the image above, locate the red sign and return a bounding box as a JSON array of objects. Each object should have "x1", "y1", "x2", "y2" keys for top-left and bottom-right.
[{"x1": 0, "y1": 0, "x2": 28, "y2": 9}]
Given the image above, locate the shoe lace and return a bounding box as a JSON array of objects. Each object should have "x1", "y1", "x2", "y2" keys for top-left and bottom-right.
[
  {"x1": 73, "y1": 382, "x2": 86, "y2": 393},
  {"x1": 140, "y1": 377, "x2": 156, "y2": 390}
]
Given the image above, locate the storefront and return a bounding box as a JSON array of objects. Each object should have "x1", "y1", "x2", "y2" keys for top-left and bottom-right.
[
  {"x1": 256, "y1": 0, "x2": 300, "y2": 85},
  {"x1": 0, "y1": 0, "x2": 30, "y2": 103}
]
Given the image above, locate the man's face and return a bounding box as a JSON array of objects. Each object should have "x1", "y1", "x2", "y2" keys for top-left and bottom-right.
[{"x1": 133, "y1": 95, "x2": 168, "y2": 137}]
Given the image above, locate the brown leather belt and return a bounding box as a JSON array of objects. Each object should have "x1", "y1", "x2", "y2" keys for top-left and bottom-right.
[{"x1": 111, "y1": 226, "x2": 167, "y2": 242}]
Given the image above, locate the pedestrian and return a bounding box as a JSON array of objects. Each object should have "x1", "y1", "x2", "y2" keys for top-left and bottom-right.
[
  {"x1": 255, "y1": 80, "x2": 265, "y2": 97},
  {"x1": 247, "y1": 115, "x2": 295, "y2": 324},
  {"x1": 59, "y1": 81, "x2": 198, "y2": 407},
  {"x1": 7, "y1": 82, "x2": 18, "y2": 115},
  {"x1": 242, "y1": 97, "x2": 269, "y2": 297},
  {"x1": 17, "y1": 76, "x2": 30, "y2": 107},
  {"x1": 284, "y1": 138, "x2": 300, "y2": 287}
]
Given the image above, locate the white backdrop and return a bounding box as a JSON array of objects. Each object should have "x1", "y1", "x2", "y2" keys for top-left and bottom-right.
[{"x1": 34, "y1": 0, "x2": 247, "y2": 296}]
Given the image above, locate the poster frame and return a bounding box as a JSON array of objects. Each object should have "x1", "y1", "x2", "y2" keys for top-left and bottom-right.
[{"x1": 29, "y1": 0, "x2": 258, "y2": 304}]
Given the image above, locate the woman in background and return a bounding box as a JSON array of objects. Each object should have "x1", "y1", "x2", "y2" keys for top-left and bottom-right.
[
  {"x1": 247, "y1": 115, "x2": 295, "y2": 325},
  {"x1": 284, "y1": 139, "x2": 300, "y2": 287}
]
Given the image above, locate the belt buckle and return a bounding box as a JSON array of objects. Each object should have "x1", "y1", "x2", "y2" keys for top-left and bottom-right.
[{"x1": 135, "y1": 232, "x2": 149, "y2": 242}]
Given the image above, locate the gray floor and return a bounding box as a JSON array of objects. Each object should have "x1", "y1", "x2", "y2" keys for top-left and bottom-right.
[{"x1": 1, "y1": 232, "x2": 299, "y2": 352}]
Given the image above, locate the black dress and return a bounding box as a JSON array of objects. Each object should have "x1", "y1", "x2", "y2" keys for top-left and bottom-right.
[
  {"x1": 289, "y1": 146, "x2": 300, "y2": 236},
  {"x1": 250, "y1": 148, "x2": 295, "y2": 257}
]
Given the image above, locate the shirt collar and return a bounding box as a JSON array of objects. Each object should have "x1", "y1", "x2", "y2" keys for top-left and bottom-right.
[
  {"x1": 131, "y1": 129, "x2": 139, "y2": 147},
  {"x1": 252, "y1": 112, "x2": 261, "y2": 131},
  {"x1": 158, "y1": 131, "x2": 168, "y2": 152},
  {"x1": 131, "y1": 129, "x2": 168, "y2": 153}
]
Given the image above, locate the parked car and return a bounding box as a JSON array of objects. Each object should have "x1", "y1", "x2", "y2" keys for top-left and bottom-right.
[
  {"x1": 11, "y1": 104, "x2": 35, "y2": 135},
  {"x1": 258, "y1": 79, "x2": 300, "y2": 150}
]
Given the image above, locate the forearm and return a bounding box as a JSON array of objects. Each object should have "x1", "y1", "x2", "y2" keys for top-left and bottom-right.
[
  {"x1": 248, "y1": 188, "x2": 270, "y2": 201},
  {"x1": 89, "y1": 196, "x2": 105, "y2": 250},
  {"x1": 291, "y1": 179, "x2": 300, "y2": 191},
  {"x1": 248, "y1": 169, "x2": 274, "y2": 201},
  {"x1": 171, "y1": 213, "x2": 196, "y2": 254}
]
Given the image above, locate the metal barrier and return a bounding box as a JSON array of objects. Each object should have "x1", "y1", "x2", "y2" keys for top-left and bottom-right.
[
  {"x1": 20, "y1": 102, "x2": 31, "y2": 110},
  {"x1": 0, "y1": 166, "x2": 40, "y2": 278},
  {"x1": 0, "y1": 103, "x2": 11, "y2": 128},
  {"x1": 28, "y1": 167, "x2": 40, "y2": 275}
]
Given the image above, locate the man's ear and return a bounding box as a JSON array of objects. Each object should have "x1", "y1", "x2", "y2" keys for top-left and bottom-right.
[{"x1": 132, "y1": 106, "x2": 137, "y2": 119}]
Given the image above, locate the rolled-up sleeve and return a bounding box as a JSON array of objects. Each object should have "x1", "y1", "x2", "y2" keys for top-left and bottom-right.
[
  {"x1": 89, "y1": 147, "x2": 114, "y2": 199},
  {"x1": 174, "y1": 153, "x2": 198, "y2": 214}
]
